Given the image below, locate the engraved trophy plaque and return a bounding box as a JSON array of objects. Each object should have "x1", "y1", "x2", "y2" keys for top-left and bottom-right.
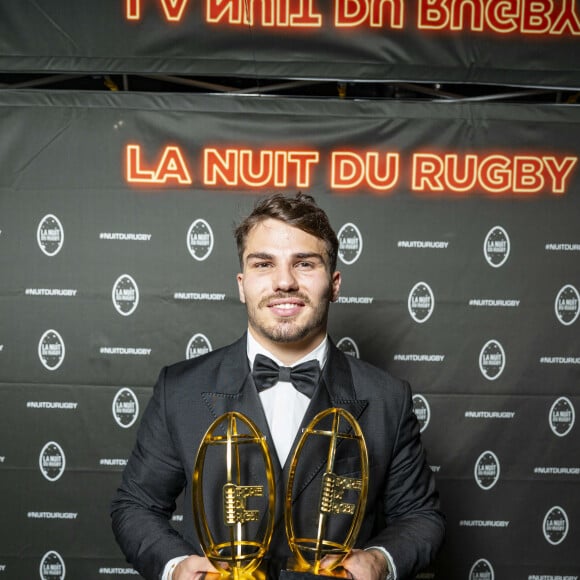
[
  {"x1": 192, "y1": 412, "x2": 276, "y2": 579},
  {"x1": 283, "y1": 408, "x2": 369, "y2": 578}
]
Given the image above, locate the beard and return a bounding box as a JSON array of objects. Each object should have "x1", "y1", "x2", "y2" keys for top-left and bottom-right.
[{"x1": 247, "y1": 290, "x2": 332, "y2": 345}]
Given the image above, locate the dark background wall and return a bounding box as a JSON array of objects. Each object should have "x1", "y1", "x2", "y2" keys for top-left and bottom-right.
[{"x1": 1, "y1": 2, "x2": 579, "y2": 579}]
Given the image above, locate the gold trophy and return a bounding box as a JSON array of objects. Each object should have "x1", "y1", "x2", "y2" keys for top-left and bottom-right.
[
  {"x1": 283, "y1": 408, "x2": 369, "y2": 578},
  {"x1": 192, "y1": 412, "x2": 276, "y2": 579}
]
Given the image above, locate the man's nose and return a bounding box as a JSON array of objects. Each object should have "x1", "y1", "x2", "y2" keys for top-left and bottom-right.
[{"x1": 273, "y1": 264, "x2": 298, "y2": 292}]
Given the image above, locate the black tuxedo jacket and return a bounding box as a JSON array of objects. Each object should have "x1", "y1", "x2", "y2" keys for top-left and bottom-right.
[{"x1": 111, "y1": 335, "x2": 444, "y2": 580}]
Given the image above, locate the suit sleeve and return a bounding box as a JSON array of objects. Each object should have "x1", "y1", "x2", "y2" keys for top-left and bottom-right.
[
  {"x1": 110, "y1": 367, "x2": 195, "y2": 580},
  {"x1": 365, "y1": 380, "x2": 445, "y2": 579}
]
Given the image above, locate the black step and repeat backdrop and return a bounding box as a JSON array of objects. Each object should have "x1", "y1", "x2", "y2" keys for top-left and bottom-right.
[
  {"x1": 0, "y1": 90, "x2": 579, "y2": 580},
  {"x1": 0, "y1": 0, "x2": 579, "y2": 87},
  {"x1": 1, "y1": 1, "x2": 580, "y2": 580}
]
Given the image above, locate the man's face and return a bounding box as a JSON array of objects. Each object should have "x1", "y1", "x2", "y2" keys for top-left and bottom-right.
[{"x1": 237, "y1": 218, "x2": 341, "y2": 359}]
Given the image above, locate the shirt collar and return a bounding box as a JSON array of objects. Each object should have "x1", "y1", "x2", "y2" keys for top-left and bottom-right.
[{"x1": 246, "y1": 330, "x2": 328, "y2": 370}]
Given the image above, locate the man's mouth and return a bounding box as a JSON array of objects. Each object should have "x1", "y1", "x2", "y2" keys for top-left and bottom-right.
[{"x1": 265, "y1": 296, "x2": 307, "y2": 317}]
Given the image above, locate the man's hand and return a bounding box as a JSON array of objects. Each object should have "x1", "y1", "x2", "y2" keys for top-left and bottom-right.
[
  {"x1": 323, "y1": 548, "x2": 388, "y2": 580},
  {"x1": 172, "y1": 555, "x2": 221, "y2": 580}
]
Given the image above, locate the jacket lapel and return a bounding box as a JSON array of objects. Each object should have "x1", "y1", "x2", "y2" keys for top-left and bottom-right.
[{"x1": 199, "y1": 335, "x2": 282, "y2": 546}]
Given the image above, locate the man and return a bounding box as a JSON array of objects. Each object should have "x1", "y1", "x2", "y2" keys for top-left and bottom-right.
[{"x1": 111, "y1": 192, "x2": 445, "y2": 580}]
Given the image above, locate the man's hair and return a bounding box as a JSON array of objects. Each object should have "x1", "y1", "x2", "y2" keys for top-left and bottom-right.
[{"x1": 234, "y1": 192, "x2": 339, "y2": 271}]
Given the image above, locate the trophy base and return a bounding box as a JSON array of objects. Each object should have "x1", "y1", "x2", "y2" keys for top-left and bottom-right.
[{"x1": 280, "y1": 559, "x2": 349, "y2": 579}]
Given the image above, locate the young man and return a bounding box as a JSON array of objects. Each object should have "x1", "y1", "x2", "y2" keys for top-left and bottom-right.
[{"x1": 111, "y1": 193, "x2": 445, "y2": 580}]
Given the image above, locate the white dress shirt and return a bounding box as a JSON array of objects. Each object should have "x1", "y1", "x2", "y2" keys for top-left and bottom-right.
[{"x1": 247, "y1": 331, "x2": 328, "y2": 467}]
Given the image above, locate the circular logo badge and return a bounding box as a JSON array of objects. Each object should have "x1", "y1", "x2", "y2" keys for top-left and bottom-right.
[
  {"x1": 39, "y1": 441, "x2": 66, "y2": 482},
  {"x1": 543, "y1": 506, "x2": 569, "y2": 545},
  {"x1": 37, "y1": 214, "x2": 64, "y2": 257},
  {"x1": 483, "y1": 226, "x2": 510, "y2": 268},
  {"x1": 112, "y1": 274, "x2": 139, "y2": 316},
  {"x1": 112, "y1": 388, "x2": 140, "y2": 429},
  {"x1": 479, "y1": 340, "x2": 505, "y2": 381},
  {"x1": 412, "y1": 394, "x2": 431, "y2": 433},
  {"x1": 38, "y1": 330, "x2": 65, "y2": 371},
  {"x1": 549, "y1": 396, "x2": 575, "y2": 437},
  {"x1": 186, "y1": 333, "x2": 212, "y2": 359},
  {"x1": 554, "y1": 284, "x2": 580, "y2": 326},
  {"x1": 408, "y1": 282, "x2": 435, "y2": 323},
  {"x1": 39, "y1": 550, "x2": 66, "y2": 580},
  {"x1": 469, "y1": 558, "x2": 494, "y2": 580},
  {"x1": 337, "y1": 223, "x2": 363, "y2": 265},
  {"x1": 474, "y1": 450, "x2": 500, "y2": 490},
  {"x1": 187, "y1": 219, "x2": 214, "y2": 261},
  {"x1": 336, "y1": 336, "x2": 360, "y2": 358}
]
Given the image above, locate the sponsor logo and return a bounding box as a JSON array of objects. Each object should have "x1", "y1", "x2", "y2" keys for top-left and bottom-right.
[
  {"x1": 554, "y1": 284, "x2": 580, "y2": 326},
  {"x1": 187, "y1": 219, "x2": 214, "y2": 261},
  {"x1": 100, "y1": 458, "x2": 128, "y2": 467},
  {"x1": 100, "y1": 347, "x2": 151, "y2": 356},
  {"x1": 474, "y1": 451, "x2": 500, "y2": 490},
  {"x1": 37, "y1": 214, "x2": 64, "y2": 257},
  {"x1": 479, "y1": 340, "x2": 505, "y2": 381},
  {"x1": 28, "y1": 511, "x2": 78, "y2": 520},
  {"x1": 540, "y1": 356, "x2": 580, "y2": 364},
  {"x1": 468, "y1": 298, "x2": 520, "y2": 307},
  {"x1": 412, "y1": 394, "x2": 430, "y2": 432},
  {"x1": 534, "y1": 466, "x2": 580, "y2": 475},
  {"x1": 460, "y1": 520, "x2": 509, "y2": 528},
  {"x1": 465, "y1": 411, "x2": 515, "y2": 419},
  {"x1": 545, "y1": 242, "x2": 580, "y2": 251},
  {"x1": 38, "y1": 330, "x2": 65, "y2": 371},
  {"x1": 528, "y1": 576, "x2": 579, "y2": 580},
  {"x1": 25, "y1": 288, "x2": 77, "y2": 297},
  {"x1": 483, "y1": 226, "x2": 510, "y2": 268},
  {"x1": 393, "y1": 353, "x2": 444, "y2": 362},
  {"x1": 549, "y1": 397, "x2": 575, "y2": 437},
  {"x1": 39, "y1": 550, "x2": 66, "y2": 580},
  {"x1": 397, "y1": 240, "x2": 449, "y2": 249},
  {"x1": 174, "y1": 292, "x2": 226, "y2": 301},
  {"x1": 543, "y1": 506, "x2": 569, "y2": 545},
  {"x1": 408, "y1": 282, "x2": 435, "y2": 323},
  {"x1": 336, "y1": 296, "x2": 373, "y2": 304},
  {"x1": 337, "y1": 223, "x2": 363, "y2": 265},
  {"x1": 336, "y1": 337, "x2": 360, "y2": 358},
  {"x1": 99, "y1": 232, "x2": 151, "y2": 241},
  {"x1": 469, "y1": 558, "x2": 495, "y2": 580},
  {"x1": 112, "y1": 274, "x2": 139, "y2": 316},
  {"x1": 112, "y1": 388, "x2": 140, "y2": 428},
  {"x1": 39, "y1": 442, "x2": 66, "y2": 482},
  {"x1": 186, "y1": 333, "x2": 212, "y2": 359},
  {"x1": 27, "y1": 401, "x2": 78, "y2": 410}
]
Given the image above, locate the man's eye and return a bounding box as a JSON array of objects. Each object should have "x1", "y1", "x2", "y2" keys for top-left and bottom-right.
[{"x1": 296, "y1": 261, "x2": 314, "y2": 269}]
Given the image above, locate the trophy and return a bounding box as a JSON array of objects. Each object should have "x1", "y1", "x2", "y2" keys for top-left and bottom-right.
[
  {"x1": 283, "y1": 408, "x2": 369, "y2": 578},
  {"x1": 192, "y1": 412, "x2": 276, "y2": 579}
]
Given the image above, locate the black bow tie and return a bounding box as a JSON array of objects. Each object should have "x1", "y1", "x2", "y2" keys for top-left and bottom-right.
[{"x1": 252, "y1": 354, "x2": 320, "y2": 399}]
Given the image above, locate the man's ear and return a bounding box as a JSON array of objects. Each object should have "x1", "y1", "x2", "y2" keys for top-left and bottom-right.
[
  {"x1": 236, "y1": 273, "x2": 246, "y2": 304},
  {"x1": 330, "y1": 271, "x2": 341, "y2": 302}
]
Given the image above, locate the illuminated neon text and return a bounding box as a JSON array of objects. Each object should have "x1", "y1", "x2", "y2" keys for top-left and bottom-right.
[
  {"x1": 334, "y1": 0, "x2": 404, "y2": 28},
  {"x1": 331, "y1": 151, "x2": 400, "y2": 191},
  {"x1": 204, "y1": 148, "x2": 320, "y2": 187},
  {"x1": 207, "y1": 0, "x2": 323, "y2": 26},
  {"x1": 417, "y1": 0, "x2": 580, "y2": 35},
  {"x1": 412, "y1": 153, "x2": 578, "y2": 194},
  {"x1": 126, "y1": 145, "x2": 193, "y2": 184}
]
